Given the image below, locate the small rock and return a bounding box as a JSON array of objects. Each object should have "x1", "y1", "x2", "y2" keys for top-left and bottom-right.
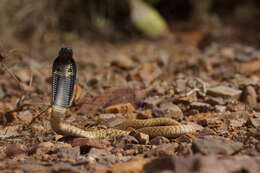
[
  {"x1": 143, "y1": 96, "x2": 163, "y2": 108},
  {"x1": 35, "y1": 142, "x2": 54, "y2": 155},
  {"x1": 192, "y1": 137, "x2": 243, "y2": 155},
  {"x1": 111, "y1": 56, "x2": 135, "y2": 70},
  {"x1": 112, "y1": 135, "x2": 139, "y2": 148},
  {"x1": 16, "y1": 69, "x2": 31, "y2": 82},
  {"x1": 0, "y1": 85, "x2": 5, "y2": 99},
  {"x1": 197, "y1": 128, "x2": 216, "y2": 137},
  {"x1": 5, "y1": 144, "x2": 27, "y2": 158},
  {"x1": 190, "y1": 102, "x2": 211, "y2": 112},
  {"x1": 31, "y1": 124, "x2": 45, "y2": 133},
  {"x1": 150, "y1": 136, "x2": 170, "y2": 145},
  {"x1": 246, "y1": 118, "x2": 260, "y2": 128},
  {"x1": 215, "y1": 105, "x2": 226, "y2": 113},
  {"x1": 226, "y1": 103, "x2": 246, "y2": 112},
  {"x1": 87, "y1": 148, "x2": 117, "y2": 165},
  {"x1": 207, "y1": 86, "x2": 242, "y2": 99},
  {"x1": 241, "y1": 85, "x2": 257, "y2": 105},
  {"x1": 129, "y1": 130, "x2": 149, "y2": 144},
  {"x1": 158, "y1": 102, "x2": 183, "y2": 120},
  {"x1": 152, "y1": 109, "x2": 164, "y2": 118},
  {"x1": 144, "y1": 155, "x2": 260, "y2": 173},
  {"x1": 0, "y1": 125, "x2": 20, "y2": 139},
  {"x1": 99, "y1": 113, "x2": 117, "y2": 120},
  {"x1": 129, "y1": 63, "x2": 162, "y2": 85},
  {"x1": 104, "y1": 103, "x2": 135, "y2": 114},
  {"x1": 102, "y1": 114, "x2": 126, "y2": 128},
  {"x1": 223, "y1": 111, "x2": 249, "y2": 120},
  {"x1": 175, "y1": 78, "x2": 187, "y2": 93},
  {"x1": 69, "y1": 138, "x2": 110, "y2": 149},
  {"x1": 227, "y1": 119, "x2": 245, "y2": 128},
  {"x1": 206, "y1": 97, "x2": 225, "y2": 105},
  {"x1": 112, "y1": 158, "x2": 150, "y2": 173},
  {"x1": 145, "y1": 143, "x2": 178, "y2": 157},
  {"x1": 220, "y1": 47, "x2": 235, "y2": 59},
  {"x1": 17, "y1": 110, "x2": 33, "y2": 123},
  {"x1": 56, "y1": 146, "x2": 80, "y2": 161}
]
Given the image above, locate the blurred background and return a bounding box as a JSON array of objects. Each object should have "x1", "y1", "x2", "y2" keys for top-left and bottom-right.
[{"x1": 0, "y1": 0, "x2": 260, "y2": 87}]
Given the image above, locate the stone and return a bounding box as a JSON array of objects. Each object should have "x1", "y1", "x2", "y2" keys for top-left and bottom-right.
[
  {"x1": 35, "y1": 142, "x2": 54, "y2": 155},
  {"x1": 190, "y1": 102, "x2": 211, "y2": 112},
  {"x1": 87, "y1": 148, "x2": 117, "y2": 165},
  {"x1": 0, "y1": 85, "x2": 5, "y2": 99},
  {"x1": 104, "y1": 103, "x2": 135, "y2": 114},
  {"x1": 143, "y1": 96, "x2": 163, "y2": 108},
  {"x1": 5, "y1": 144, "x2": 27, "y2": 158},
  {"x1": 69, "y1": 138, "x2": 110, "y2": 149},
  {"x1": 215, "y1": 105, "x2": 226, "y2": 113},
  {"x1": 150, "y1": 136, "x2": 170, "y2": 145},
  {"x1": 112, "y1": 158, "x2": 150, "y2": 173},
  {"x1": 192, "y1": 137, "x2": 243, "y2": 155},
  {"x1": 207, "y1": 86, "x2": 242, "y2": 99},
  {"x1": 112, "y1": 135, "x2": 139, "y2": 148},
  {"x1": 247, "y1": 118, "x2": 260, "y2": 128},
  {"x1": 56, "y1": 146, "x2": 80, "y2": 161},
  {"x1": 144, "y1": 155, "x2": 260, "y2": 173},
  {"x1": 158, "y1": 102, "x2": 183, "y2": 120},
  {"x1": 129, "y1": 130, "x2": 149, "y2": 144},
  {"x1": 145, "y1": 144, "x2": 178, "y2": 157},
  {"x1": 17, "y1": 110, "x2": 33, "y2": 123},
  {"x1": 111, "y1": 56, "x2": 135, "y2": 70},
  {"x1": 241, "y1": 85, "x2": 257, "y2": 105}
]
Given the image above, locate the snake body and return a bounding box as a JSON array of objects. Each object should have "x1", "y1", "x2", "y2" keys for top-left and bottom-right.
[{"x1": 51, "y1": 48, "x2": 202, "y2": 139}]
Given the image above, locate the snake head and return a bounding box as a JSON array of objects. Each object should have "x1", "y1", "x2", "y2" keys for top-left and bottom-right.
[{"x1": 58, "y1": 47, "x2": 73, "y2": 58}]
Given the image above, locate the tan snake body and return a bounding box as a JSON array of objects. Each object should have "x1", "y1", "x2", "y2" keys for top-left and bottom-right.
[{"x1": 50, "y1": 48, "x2": 202, "y2": 140}]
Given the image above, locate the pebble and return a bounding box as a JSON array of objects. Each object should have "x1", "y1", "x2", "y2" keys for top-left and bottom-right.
[
  {"x1": 87, "y1": 148, "x2": 117, "y2": 165},
  {"x1": 241, "y1": 85, "x2": 257, "y2": 105},
  {"x1": 5, "y1": 144, "x2": 27, "y2": 158},
  {"x1": 158, "y1": 102, "x2": 183, "y2": 120},
  {"x1": 0, "y1": 85, "x2": 5, "y2": 99},
  {"x1": 112, "y1": 135, "x2": 139, "y2": 148},
  {"x1": 192, "y1": 137, "x2": 243, "y2": 155},
  {"x1": 56, "y1": 146, "x2": 80, "y2": 161},
  {"x1": 17, "y1": 110, "x2": 33, "y2": 123},
  {"x1": 190, "y1": 102, "x2": 211, "y2": 112},
  {"x1": 143, "y1": 96, "x2": 163, "y2": 108},
  {"x1": 145, "y1": 143, "x2": 178, "y2": 157},
  {"x1": 34, "y1": 142, "x2": 54, "y2": 155},
  {"x1": 207, "y1": 86, "x2": 242, "y2": 99},
  {"x1": 247, "y1": 118, "x2": 260, "y2": 128},
  {"x1": 150, "y1": 136, "x2": 170, "y2": 145},
  {"x1": 215, "y1": 105, "x2": 226, "y2": 113}
]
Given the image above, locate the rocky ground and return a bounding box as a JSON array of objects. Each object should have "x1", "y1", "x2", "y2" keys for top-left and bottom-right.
[{"x1": 0, "y1": 29, "x2": 260, "y2": 173}]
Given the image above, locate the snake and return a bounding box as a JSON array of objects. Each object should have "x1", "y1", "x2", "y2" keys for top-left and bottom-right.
[{"x1": 50, "y1": 47, "x2": 202, "y2": 140}]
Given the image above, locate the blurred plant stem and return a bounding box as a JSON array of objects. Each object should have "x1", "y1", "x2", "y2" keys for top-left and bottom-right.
[{"x1": 129, "y1": 0, "x2": 169, "y2": 38}]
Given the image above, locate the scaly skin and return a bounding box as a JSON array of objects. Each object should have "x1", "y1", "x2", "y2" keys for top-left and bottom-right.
[
  {"x1": 50, "y1": 47, "x2": 202, "y2": 140},
  {"x1": 51, "y1": 106, "x2": 201, "y2": 139}
]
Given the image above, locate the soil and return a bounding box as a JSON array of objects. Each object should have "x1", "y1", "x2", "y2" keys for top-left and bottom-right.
[{"x1": 1, "y1": 19, "x2": 260, "y2": 173}]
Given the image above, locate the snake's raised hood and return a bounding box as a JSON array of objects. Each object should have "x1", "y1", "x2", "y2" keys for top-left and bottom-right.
[{"x1": 52, "y1": 47, "x2": 77, "y2": 108}]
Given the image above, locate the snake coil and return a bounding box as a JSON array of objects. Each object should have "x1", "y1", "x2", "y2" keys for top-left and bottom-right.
[{"x1": 50, "y1": 47, "x2": 202, "y2": 139}]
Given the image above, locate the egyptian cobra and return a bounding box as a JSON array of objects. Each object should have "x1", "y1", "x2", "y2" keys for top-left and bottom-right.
[{"x1": 51, "y1": 47, "x2": 202, "y2": 140}]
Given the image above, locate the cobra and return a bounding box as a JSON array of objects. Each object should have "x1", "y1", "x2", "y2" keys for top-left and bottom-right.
[{"x1": 51, "y1": 47, "x2": 202, "y2": 140}]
